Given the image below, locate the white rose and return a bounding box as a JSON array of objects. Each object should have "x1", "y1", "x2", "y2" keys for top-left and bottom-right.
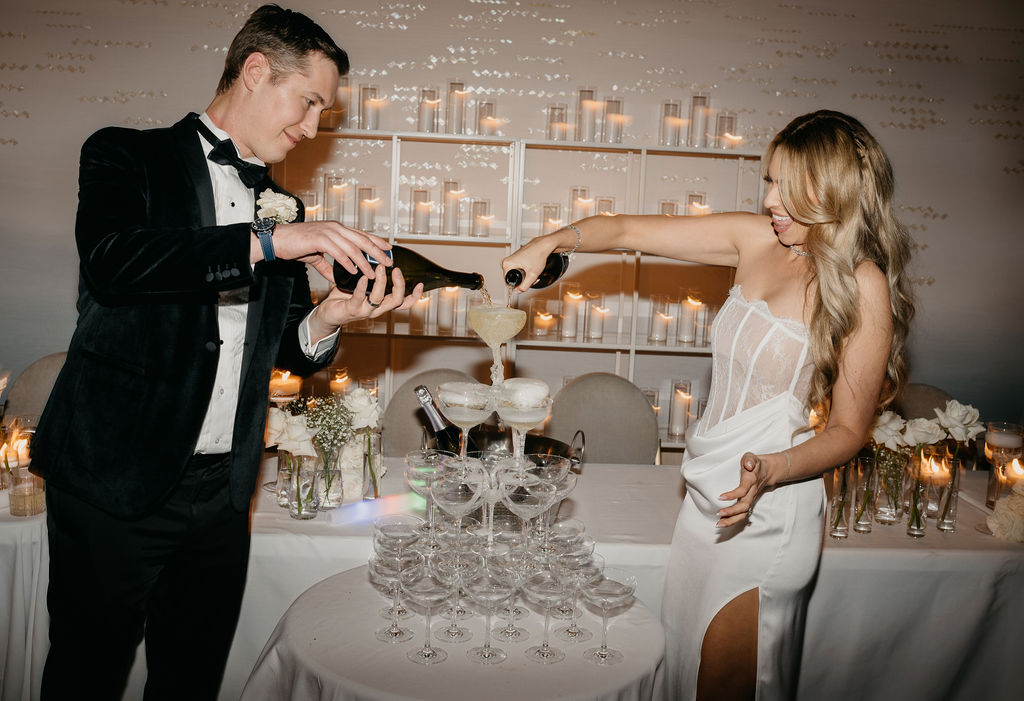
[
  {"x1": 902, "y1": 417, "x2": 945, "y2": 448},
  {"x1": 278, "y1": 414, "x2": 317, "y2": 456},
  {"x1": 265, "y1": 407, "x2": 287, "y2": 447},
  {"x1": 345, "y1": 388, "x2": 381, "y2": 430},
  {"x1": 337, "y1": 441, "x2": 364, "y2": 474},
  {"x1": 872, "y1": 411, "x2": 907, "y2": 452},
  {"x1": 933, "y1": 399, "x2": 984, "y2": 443},
  {"x1": 256, "y1": 189, "x2": 298, "y2": 224}
]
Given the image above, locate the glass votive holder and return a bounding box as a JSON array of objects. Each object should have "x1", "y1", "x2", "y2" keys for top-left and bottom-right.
[
  {"x1": 321, "y1": 76, "x2": 350, "y2": 129},
  {"x1": 983, "y1": 421, "x2": 1023, "y2": 468},
  {"x1": 476, "y1": 99, "x2": 498, "y2": 136},
  {"x1": 602, "y1": 97, "x2": 624, "y2": 143},
  {"x1": 595, "y1": 196, "x2": 615, "y2": 216},
  {"x1": 716, "y1": 111, "x2": 741, "y2": 149},
  {"x1": 541, "y1": 203, "x2": 563, "y2": 235},
  {"x1": 937, "y1": 457, "x2": 963, "y2": 533},
  {"x1": 687, "y1": 191, "x2": 709, "y2": 216},
  {"x1": 359, "y1": 376, "x2": 379, "y2": 397},
  {"x1": 288, "y1": 455, "x2": 320, "y2": 520},
  {"x1": 569, "y1": 185, "x2": 593, "y2": 222},
  {"x1": 989, "y1": 457, "x2": 1024, "y2": 508},
  {"x1": 660, "y1": 99, "x2": 683, "y2": 147},
  {"x1": 409, "y1": 292, "x2": 431, "y2": 334},
  {"x1": 359, "y1": 84, "x2": 380, "y2": 130},
  {"x1": 576, "y1": 87, "x2": 598, "y2": 142},
  {"x1": 647, "y1": 294, "x2": 673, "y2": 344},
  {"x1": 410, "y1": 188, "x2": 432, "y2": 235},
  {"x1": 547, "y1": 103, "x2": 569, "y2": 141},
  {"x1": 323, "y1": 175, "x2": 347, "y2": 223},
  {"x1": 852, "y1": 455, "x2": 876, "y2": 533},
  {"x1": 829, "y1": 462, "x2": 852, "y2": 539},
  {"x1": 687, "y1": 93, "x2": 709, "y2": 148},
  {"x1": 470, "y1": 198, "x2": 491, "y2": 237},
  {"x1": 356, "y1": 186, "x2": 377, "y2": 232},
  {"x1": 584, "y1": 292, "x2": 609, "y2": 341},
  {"x1": 8, "y1": 467, "x2": 45, "y2": 517},
  {"x1": 667, "y1": 380, "x2": 691, "y2": 440},
  {"x1": 442, "y1": 180, "x2": 463, "y2": 236},
  {"x1": 530, "y1": 299, "x2": 558, "y2": 337},
  {"x1": 437, "y1": 286, "x2": 460, "y2": 336},
  {"x1": 641, "y1": 388, "x2": 660, "y2": 417},
  {"x1": 698, "y1": 304, "x2": 719, "y2": 346},
  {"x1": 297, "y1": 190, "x2": 320, "y2": 222},
  {"x1": 659, "y1": 199, "x2": 678, "y2": 216},
  {"x1": 904, "y1": 455, "x2": 928, "y2": 538},
  {"x1": 677, "y1": 292, "x2": 702, "y2": 344},
  {"x1": 559, "y1": 283, "x2": 585, "y2": 340},
  {"x1": 330, "y1": 366, "x2": 351, "y2": 395},
  {"x1": 418, "y1": 87, "x2": 440, "y2": 132},
  {"x1": 446, "y1": 79, "x2": 467, "y2": 135}
]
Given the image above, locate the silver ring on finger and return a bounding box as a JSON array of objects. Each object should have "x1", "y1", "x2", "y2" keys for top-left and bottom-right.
[{"x1": 367, "y1": 299, "x2": 381, "y2": 308}]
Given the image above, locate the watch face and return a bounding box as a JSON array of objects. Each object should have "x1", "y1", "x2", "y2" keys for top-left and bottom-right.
[{"x1": 253, "y1": 217, "x2": 275, "y2": 233}]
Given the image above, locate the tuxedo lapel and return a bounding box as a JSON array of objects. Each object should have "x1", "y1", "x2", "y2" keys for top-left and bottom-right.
[{"x1": 173, "y1": 115, "x2": 217, "y2": 227}]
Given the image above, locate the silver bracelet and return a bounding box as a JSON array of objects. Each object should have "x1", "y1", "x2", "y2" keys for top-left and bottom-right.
[{"x1": 566, "y1": 223, "x2": 583, "y2": 260}]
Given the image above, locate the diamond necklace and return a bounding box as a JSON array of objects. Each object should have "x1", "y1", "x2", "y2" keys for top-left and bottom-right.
[{"x1": 788, "y1": 244, "x2": 810, "y2": 257}]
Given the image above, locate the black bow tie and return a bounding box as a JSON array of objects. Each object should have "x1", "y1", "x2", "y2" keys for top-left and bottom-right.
[{"x1": 191, "y1": 114, "x2": 268, "y2": 188}]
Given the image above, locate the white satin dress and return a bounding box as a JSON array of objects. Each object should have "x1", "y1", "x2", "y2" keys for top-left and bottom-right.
[{"x1": 660, "y1": 285, "x2": 827, "y2": 700}]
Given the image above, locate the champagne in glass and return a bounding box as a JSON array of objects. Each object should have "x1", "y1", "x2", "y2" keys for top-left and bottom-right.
[
  {"x1": 496, "y1": 378, "x2": 551, "y2": 470},
  {"x1": 468, "y1": 299, "x2": 527, "y2": 386},
  {"x1": 436, "y1": 381, "x2": 493, "y2": 466}
]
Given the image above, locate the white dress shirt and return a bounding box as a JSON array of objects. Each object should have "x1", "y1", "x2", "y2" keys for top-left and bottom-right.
[{"x1": 193, "y1": 112, "x2": 338, "y2": 454}]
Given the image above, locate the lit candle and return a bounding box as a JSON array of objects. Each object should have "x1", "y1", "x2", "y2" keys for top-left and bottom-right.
[
  {"x1": 330, "y1": 367, "x2": 351, "y2": 395},
  {"x1": 476, "y1": 100, "x2": 496, "y2": 136},
  {"x1": 561, "y1": 287, "x2": 584, "y2": 339},
  {"x1": 542, "y1": 203, "x2": 562, "y2": 234},
  {"x1": 470, "y1": 198, "x2": 491, "y2": 237},
  {"x1": 602, "y1": 98, "x2": 624, "y2": 143},
  {"x1": 716, "y1": 111, "x2": 739, "y2": 149},
  {"x1": 586, "y1": 300, "x2": 608, "y2": 340},
  {"x1": 661, "y1": 100, "x2": 683, "y2": 146},
  {"x1": 446, "y1": 81, "x2": 467, "y2": 135},
  {"x1": 688, "y1": 93, "x2": 709, "y2": 148},
  {"x1": 659, "y1": 200, "x2": 678, "y2": 216},
  {"x1": 547, "y1": 103, "x2": 568, "y2": 141},
  {"x1": 1008, "y1": 458, "x2": 1024, "y2": 485},
  {"x1": 577, "y1": 88, "x2": 598, "y2": 142},
  {"x1": 411, "y1": 189, "x2": 431, "y2": 235},
  {"x1": 418, "y1": 88, "x2": 439, "y2": 132},
  {"x1": 570, "y1": 186, "x2": 593, "y2": 222},
  {"x1": 668, "y1": 384, "x2": 691, "y2": 438},
  {"x1": 323, "y1": 176, "x2": 346, "y2": 223},
  {"x1": 269, "y1": 370, "x2": 301, "y2": 397},
  {"x1": 678, "y1": 295, "x2": 702, "y2": 344},
  {"x1": 687, "y1": 191, "x2": 709, "y2": 217},
  {"x1": 438, "y1": 287, "x2": 458, "y2": 335},
  {"x1": 596, "y1": 197, "x2": 615, "y2": 216},
  {"x1": 359, "y1": 84, "x2": 380, "y2": 130},
  {"x1": 409, "y1": 294, "x2": 430, "y2": 334},
  {"x1": 533, "y1": 308, "x2": 555, "y2": 336},
  {"x1": 442, "y1": 180, "x2": 462, "y2": 235},
  {"x1": 357, "y1": 187, "x2": 378, "y2": 232},
  {"x1": 649, "y1": 311, "x2": 671, "y2": 343}
]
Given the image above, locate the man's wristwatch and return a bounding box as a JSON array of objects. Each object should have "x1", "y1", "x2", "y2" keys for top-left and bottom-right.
[{"x1": 252, "y1": 217, "x2": 276, "y2": 263}]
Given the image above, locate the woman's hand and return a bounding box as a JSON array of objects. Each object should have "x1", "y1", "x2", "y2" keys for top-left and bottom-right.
[
  {"x1": 716, "y1": 452, "x2": 774, "y2": 528},
  {"x1": 501, "y1": 233, "x2": 565, "y2": 292}
]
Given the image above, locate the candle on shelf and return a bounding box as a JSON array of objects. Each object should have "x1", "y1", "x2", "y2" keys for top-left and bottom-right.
[
  {"x1": 442, "y1": 180, "x2": 463, "y2": 235},
  {"x1": 542, "y1": 203, "x2": 563, "y2": 234},
  {"x1": 659, "y1": 199, "x2": 678, "y2": 216},
  {"x1": 323, "y1": 176, "x2": 347, "y2": 223},
  {"x1": 678, "y1": 294, "x2": 702, "y2": 344},
  {"x1": 330, "y1": 367, "x2": 351, "y2": 395},
  {"x1": 418, "y1": 88, "x2": 439, "y2": 132},
  {"x1": 648, "y1": 295, "x2": 672, "y2": 344},
  {"x1": 716, "y1": 111, "x2": 742, "y2": 149},
  {"x1": 596, "y1": 197, "x2": 615, "y2": 216},
  {"x1": 359, "y1": 84, "x2": 380, "y2": 130},
  {"x1": 561, "y1": 284, "x2": 584, "y2": 340},
  {"x1": 577, "y1": 87, "x2": 598, "y2": 142},
  {"x1": 531, "y1": 300, "x2": 556, "y2": 337},
  {"x1": 586, "y1": 293, "x2": 608, "y2": 340},
  {"x1": 269, "y1": 370, "x2": 301, "y2": 398},
  {"x1": 688, "y1": 93, "x2": 709, "y2": 148},
  {"x1": 660, "y1": 99, "x2": 683, "y2": 146},
  {"x1": 570, "y1": 186, "x2": 593, "y2": 222},
  {"x1": 470, "y1": 198, "x2": 491, "y2": 237},
  {"x1": 411, "y1": 189, "x2": 431, "y2": 235},
  {"x1": 438, "y1": 287, "x2": 458, "y2": 335},
  {"x1": 359, "y1": 377, "x2": 379, "y2": 397},
  {"x1": 446, "y1": 80, "x2": 467, "y2": 135},
  {"x1": 323, "y1": 77, "x2": 350, "y2": 129},
  {"x1": 476, "y1": 99, "x2": 498, "y2": 136},
  {"x1": 356, "y1": 186, "x2": 377, "y2": 232},
  {"x1": 687, "y1": 191, "x2": 709, "y2": 216},
  {"x1": 547, "y1": 103, "x2": 568, "y2": 141},
  {"x1": 409, "y1": 293, "x2": 430, "y2": 334},
  {"x1": 602, "y1": 97, "x2": 624, "y2": 143},
  {"x1": 668, "y1": 381, "x2": 692, "y2": 439},
  {"x1": 295, "y1": 190, "x2": 318, "y2": 222}
]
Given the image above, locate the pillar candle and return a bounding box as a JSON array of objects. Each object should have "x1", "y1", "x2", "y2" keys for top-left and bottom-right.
[
  {"x1": 561, "y1": 287, "x2": 584, "y2": 339},
  {"x1": 269, "y1": 370, "x2": 301, "y2": 397},
  {"x1": 570, "y1": 186, "x2": 592, "y2": 222},
  {"x1": 688, "y1": 93, "x2": 709, "y2": 148},
  {"x1": 577, "y1": 88, "x2": 597, "y2": 142},
  {"x1": 438, "y1": 287, "x2": 458, "y2": 335},
  {"x1": 547, "y1": 103, "x2": 568, "y2": 141},
  {"x1": 330, "y1": 367, "x2": 351, "y2": 395},
  {"x1": 418, "y1": 88, "x2": 439, "y2": 132},
  {"x1": 668, "y1": 383, "x2": 691, "y2": 438},
  {"x1": 447, "y1": 80, "x2": 467, "y2": 135},
  {"x1": 586, "y1": 298, "x2": 608, "y2": 340},
  {"x1": 409, "y1": 294, "x2": 430, "y2": 334},
  {"x1": 357, "y1": 187, "x2": 377, "y2": 232},
  {"x1": 661, "y1": 100, "x2": 682, "y2": 146},
  {"x1": 678, "y1": 295, "x2": 701, "y2": 344},
  {"x1": 442, "y1": 180, "x2": 462, "y2": 235},
  {"x1": 411, "y1": 189, "x2": 431, "y2": 235}
]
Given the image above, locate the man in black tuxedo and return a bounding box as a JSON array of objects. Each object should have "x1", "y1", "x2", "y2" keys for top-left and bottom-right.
[{"x1": 30, "y1": 6, "x2": 420, "y2": 699}]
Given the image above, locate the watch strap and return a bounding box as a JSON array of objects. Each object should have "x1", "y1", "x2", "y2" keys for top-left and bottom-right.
[{"x1": 253, "y1": 217, "x2": 276, "y2": 263}]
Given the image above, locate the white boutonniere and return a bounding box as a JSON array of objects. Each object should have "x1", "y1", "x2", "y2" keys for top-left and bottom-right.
[{"x1": 256, "y1": 189, "x2": 298, "y2": 224}]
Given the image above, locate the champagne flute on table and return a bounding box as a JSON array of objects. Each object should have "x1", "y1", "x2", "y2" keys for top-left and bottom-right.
[
  {"x1": 581, "y1": 567, "x2": 638, "y2": 666},
  {"x1": 436, "y1": 382, "x2": 493, "y2": 469},
  {"x1": 464, "y1": 563, "x2": 517, "y2": 664},
  {"x1": 401, "y1": 566, "x2": 451, "y2": 665},
  {"x1": 533, "y1": 471, "x2": 577, "y2": 550}
]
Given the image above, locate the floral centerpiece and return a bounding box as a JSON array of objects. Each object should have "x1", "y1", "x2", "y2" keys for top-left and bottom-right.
[
  {"x1": 868, "y1": 411, "x2": 909, "y2": 525},
  {"x1": 344, "y1": 388, "x2": 384, "y2": 499},
  {"x1": 933, "y1": 399, "x2": 984, "y2": 463}
]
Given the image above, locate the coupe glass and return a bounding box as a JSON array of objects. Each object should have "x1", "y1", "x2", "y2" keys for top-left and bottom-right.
[
  {"x1": 401, "y1": 567, "x2": 451, "y2": 665},
  {"x1": 430, "y1": 550, "x2": 485, "y2": 644},
  {"x1": 404, "y1": 449, "x2": 456, "y2": 549},
  {"x1": 431, "y1": 471, "x2": 485, "y2": 536},
  {"x1": 538, "y1": 516, "x2": 585, "y2": 556},
  {"x1": 436, "y1": 382, "x2": 493, "y2": 465},
  {"x1": 499, "y1": 471, "x2": 557, "y2": 544},
  {"x1": 470, "y1": 452, "x2": 516, "y2": 557},
  {"x1": 496, "y1": 397, "x2": 553, "y2": 470},
  {"x1": 534, "y1": 472, "x2": 577, "y2": 549},
  {"x1": 522, "y1": 570, "x2": 568, "y2": 664},
  {"x1": 524, "y1": 453, "x2": 572, "y2": 484},
  {"x1": 368, "y1": 551, "x2": 423, "y2": 643},
  {"x1": 372, "y1": 515, "x2": 423, "y2": 620},
  {"x1": 553, "y1": 550, "x2": 604, "y2": 643},
  {"x1": 464, "y1": 564, "x2": 517, "y2": 664},
  {"x1": 581, "y1": 566, "x2": 638, "y2": 665},
  {"x1": 491, "y1": 549, "x2": 542, "y2": 643}
]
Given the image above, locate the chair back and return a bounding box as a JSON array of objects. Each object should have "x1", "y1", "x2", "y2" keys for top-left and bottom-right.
[
  {"x1": 3, "y1": 352, "x2": 67, "y2": 421},
  {"x1": 381, "y1": 368, "x2": 474, "y2": 457},
  {"x1": 548, "y1": 372, "x2": 659, "y2": 465},
  {"x1": 892, "y1": 382, "x2": 953, "y2": 420}
]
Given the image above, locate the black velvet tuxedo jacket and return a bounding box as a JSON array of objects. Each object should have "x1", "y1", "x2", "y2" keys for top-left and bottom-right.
[{"x1": 32, "y1": 114, "x2": 336, "y2": 519}]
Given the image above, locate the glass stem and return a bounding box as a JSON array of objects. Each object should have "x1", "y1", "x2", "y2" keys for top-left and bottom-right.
[
  {"x1": 423, "y1": 610, "x2": 433, "y2": 649},
  {"x1": 459, "y1": 428, "x2": 469, "y2": 462},
  {"x1": 600, "y1": 609, "x2": 609, "y2": 652},
  {"x1": 483, "y1": 611, "x2": 492, "y2": 650},
  {"x1": 542, "y1": 608, "x2": 552, "y2": 648},
  {"x1": 390, "y1": 585, "x2": 401, "y2": 630},
  {"x1": 513, "y1": 428, "x2": 525, "y2": 464}
]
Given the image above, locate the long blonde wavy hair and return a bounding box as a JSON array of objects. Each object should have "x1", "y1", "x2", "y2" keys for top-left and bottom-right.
[{"x1": 764, "y1": 110, "x2": 914, "y2": 425}]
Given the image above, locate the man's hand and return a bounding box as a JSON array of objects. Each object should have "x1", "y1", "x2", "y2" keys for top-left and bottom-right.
[
  {"x1": 251, "y1": 220, "x2": 393, "y2": 281},
  {"x1": 307, "y1": 265, "x2": 424, "y2": 341}
]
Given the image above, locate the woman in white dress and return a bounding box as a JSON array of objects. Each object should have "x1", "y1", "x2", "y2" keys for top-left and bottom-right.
[{"x1": 502, "y1": 110, "x2": 914, "y2": 700}]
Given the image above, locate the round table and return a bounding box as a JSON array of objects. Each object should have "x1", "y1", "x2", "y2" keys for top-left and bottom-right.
[{"x1": 241, "y1": 565, "x2": 665, "y2": 701}]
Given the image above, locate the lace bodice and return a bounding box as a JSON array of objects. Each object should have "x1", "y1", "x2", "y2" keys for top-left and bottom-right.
[{"x1": 697, "y1": 285, "x2": 813, "y2": 435}]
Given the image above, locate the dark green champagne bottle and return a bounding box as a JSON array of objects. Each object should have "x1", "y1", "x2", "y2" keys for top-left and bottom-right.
[
  {"x1": 333, "y1": 246, "x2": 484, "y2": 295},
  {"x1": 504, "y1": 252, "x2": 570, "y2": 289}
]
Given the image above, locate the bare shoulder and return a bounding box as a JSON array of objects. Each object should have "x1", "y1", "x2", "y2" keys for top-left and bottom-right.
[{"x1": 854, "y1": 261, "x2": 891, "y2": 325}]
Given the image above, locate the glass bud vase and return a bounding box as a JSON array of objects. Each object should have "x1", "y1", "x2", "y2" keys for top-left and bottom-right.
[
  {"x1": 362, "y1": 429, "x2": 383, "y2": 500},
  {"x1": 905, "y1": 454, "x2": 928, "y2": 538},
  {"x1": 317, "y1": 445, "x2": 345, "y2": 511},
  {"x1": 936, "y1": 457, "x2": 963, "y2": 532},
  {"x1": 288, "y1": 455, "x2": 320, "y2": 520},
  {"x1": 873, "y1": 447, "x2": 906, "y2": 525},
  {"x1": 852, "y1": 456, "x2": 875, "y2": 534},
  {"x1": 829, "y1": 462, "x2": 851, "y2": 539}
]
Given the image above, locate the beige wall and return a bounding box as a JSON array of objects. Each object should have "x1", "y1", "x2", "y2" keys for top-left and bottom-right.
[{"x1": 0, "y1": 0, "x2": 1021, "y2": 421}]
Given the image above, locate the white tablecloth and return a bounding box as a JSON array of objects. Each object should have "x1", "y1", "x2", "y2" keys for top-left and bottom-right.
[
  {"x1": 2, "y1": 459, "x2": 1021, "y2": 700},
  {"x1": 240, "y1": 565, "x2": 664, "y2": 701}
]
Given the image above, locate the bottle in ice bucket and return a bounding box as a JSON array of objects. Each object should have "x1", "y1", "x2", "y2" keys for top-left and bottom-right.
[{"x1": 333, "y1": 246, "x2": 484, "y2": 295}]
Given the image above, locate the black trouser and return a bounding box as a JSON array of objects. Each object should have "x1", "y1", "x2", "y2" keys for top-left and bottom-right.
[{"x1": 41, "y1": 454, "x2": 251, "y2": 701}]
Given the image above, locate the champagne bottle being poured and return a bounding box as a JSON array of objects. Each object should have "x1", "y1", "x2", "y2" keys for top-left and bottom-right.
[
  {"x1": 503, "y1": 251, "x2": 570, "y2": 290},
  {"x1": 333, "y1": 246, "x2": 484, "y2": 295}
]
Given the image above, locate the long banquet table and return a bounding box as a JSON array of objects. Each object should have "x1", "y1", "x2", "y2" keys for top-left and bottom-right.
[{"x1": 1, "y1": 457, "x2": 1021, "y2": 700}]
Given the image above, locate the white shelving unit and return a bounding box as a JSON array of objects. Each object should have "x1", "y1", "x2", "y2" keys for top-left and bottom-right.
[{"x1": 274, "y1": 129, "x2": 763, "y2": 450}]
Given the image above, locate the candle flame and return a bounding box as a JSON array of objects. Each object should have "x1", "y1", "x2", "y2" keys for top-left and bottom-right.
[
  {"x1": 567, "y1": 290, "x2": 584, "y2": 300},
  {"x1": 537, "y1": 311, "x2": 554, "y2": 321},
  {"x1": 444, "y1": 286, "x2": 460, "y2": 293},
  {"x1": 723, "y1": 132, "x2": 743, "y2": 144},
  {"x1": 415, "y1": 296, "x2": 430, "y2": 306},
  {"x1": 686, "y1": 296, "x2": 703, "y2": 307},
  {"x1": 1011, "y1": 459, "x2": 1024, "y2": 477},
  {"x1": 362, "y1": 198, "x2": 381, "y2": 206},
  {"x1": 330, "y1": 182, "x2": 348, "y2": 191},
  {"x1": 594, "y1": 306, "x2": 609, "y2": 314},
  {"x1": 658, "y1": 312, "x2": 674, "y2": 321}
]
